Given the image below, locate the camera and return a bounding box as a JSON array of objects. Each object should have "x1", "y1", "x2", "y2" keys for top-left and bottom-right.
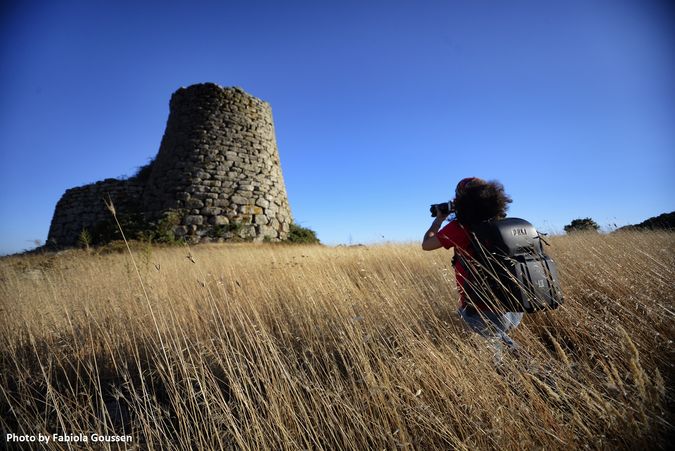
[{"x1": 430, "y1": 201, "x2": 454, "y2": 217}]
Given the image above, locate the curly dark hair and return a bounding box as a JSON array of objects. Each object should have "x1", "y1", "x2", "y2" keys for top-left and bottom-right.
[{"x1": 453, "y1": 179, "x2": 512, "y2": 227}]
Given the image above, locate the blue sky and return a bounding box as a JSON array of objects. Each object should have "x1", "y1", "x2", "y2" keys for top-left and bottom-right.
[{"x1": 1, "y1": 0, "x2": 673, "y2": 254}]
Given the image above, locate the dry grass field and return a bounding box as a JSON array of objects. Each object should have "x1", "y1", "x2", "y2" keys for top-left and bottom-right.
[{"x1": 1, "y1": 231, "x2": 673, "y2": 450}]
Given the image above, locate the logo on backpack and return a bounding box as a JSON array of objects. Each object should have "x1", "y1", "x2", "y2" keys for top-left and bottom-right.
[{"x1": 511, "y1": 227, "x2": 527, "y2": 236}]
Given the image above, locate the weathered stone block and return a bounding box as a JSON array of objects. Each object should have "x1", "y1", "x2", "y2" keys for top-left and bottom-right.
[
  {"x1": 201, "y1": 206, "x2": 222, "y2": 215},
  {"x1": 184, "y1": 215, "x2": 204, "y2": 225},
  {"x1": 239, "y1": 205, "x2": 263, "y2": 215},
  {"x1": 210, "y1": 215, "x2": 229, "y2": 225},
  {"x1": 255, "y1": 198, "x2": 269, "y2": 208},
  {"x1": 237, "y1": 225, "x2": 256, "y2": 239},
  {"x1": 257, "y1": 224, "x2": 277, "y2": 238},
  {"x1": 186, "y1": 199, "x2": 204, "y2": 209},
  {"x1": 230, "y1": 195, "x2": 249, "y2": 204}
]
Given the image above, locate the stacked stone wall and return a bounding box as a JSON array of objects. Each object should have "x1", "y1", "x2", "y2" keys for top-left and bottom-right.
[
  {"x1": 47, "y1": 83, "x2": 293, "y2": 247},
  {"x1": 47, "y1": 179, "x2": 143, "y2": 247}
]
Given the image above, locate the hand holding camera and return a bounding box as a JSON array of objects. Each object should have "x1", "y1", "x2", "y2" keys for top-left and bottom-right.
[{"x1": 430, "y1": 201, "x2": 455, "y2": 218}]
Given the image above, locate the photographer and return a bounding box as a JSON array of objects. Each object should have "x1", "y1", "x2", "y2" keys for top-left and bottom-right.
[{"x1": 422, "y1": 178, "x2": 523, "y2": 354}]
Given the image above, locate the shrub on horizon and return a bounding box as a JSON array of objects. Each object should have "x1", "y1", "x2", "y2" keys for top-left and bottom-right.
[
  {"x1": 564, "y1": 217, "x2": 600, "y2": 233},
  {"x1": 287, "y1": 223, "x2": 320, "y2": 244}
]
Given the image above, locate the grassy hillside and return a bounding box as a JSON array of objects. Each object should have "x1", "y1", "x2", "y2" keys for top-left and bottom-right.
[{"x1": 1, "y1": 232, "x2": 673, "y2": 450}]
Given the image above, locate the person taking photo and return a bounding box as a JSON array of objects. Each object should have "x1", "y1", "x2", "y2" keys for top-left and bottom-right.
[{"x1": 422, "y1": 177, "x2": 523, "y2": 354}]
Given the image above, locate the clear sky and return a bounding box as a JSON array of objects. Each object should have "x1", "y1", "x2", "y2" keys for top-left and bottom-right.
[{"x1": 1, "y1": 0, "x2": 673, "y2": 254}]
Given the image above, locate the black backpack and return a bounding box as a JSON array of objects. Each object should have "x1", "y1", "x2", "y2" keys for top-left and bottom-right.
[{"x1": 457, "y1": 218, "x2": 563, "y2": 313}]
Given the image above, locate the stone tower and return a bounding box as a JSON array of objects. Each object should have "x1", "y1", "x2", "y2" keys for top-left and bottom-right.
[
  {"x1": 47, "y1": 83, "x2": 293, "y2": 246},
  {"x1": 141, "y1": 83, "x2": 292, "y2": 242}
]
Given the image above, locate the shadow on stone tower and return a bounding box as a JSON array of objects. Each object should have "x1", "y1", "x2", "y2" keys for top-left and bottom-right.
[{"x1": 47, "y1": 83, "x2": 293, "y2": 246}]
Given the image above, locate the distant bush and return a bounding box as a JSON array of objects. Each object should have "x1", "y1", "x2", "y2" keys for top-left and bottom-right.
[
  {"x1": 151, "y1": 210, "x2": 183, "y2": 244},
  {"x1": 564, "y1": 218, "x2": 600, "y2": 233},
  {"x1": 287, "y1": 223, "x2": 320, "y2": 244},
  {"x1": 616, "y1": 211, "x2": 675, "y2": 232}
]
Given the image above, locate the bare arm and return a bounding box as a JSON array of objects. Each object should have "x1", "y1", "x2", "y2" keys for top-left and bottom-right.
[{"x1": 422, "y1": 214, "x2": 449, "y2": 251}]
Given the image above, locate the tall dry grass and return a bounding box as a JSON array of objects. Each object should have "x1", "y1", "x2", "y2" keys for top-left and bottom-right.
[{"x1": 0, "y1": 231, "x2": 673, "y2": 450}]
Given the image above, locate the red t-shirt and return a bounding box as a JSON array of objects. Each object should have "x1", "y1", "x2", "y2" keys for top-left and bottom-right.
[{"x1": 436, "y1": 220, "x2": 478, "y2": 309}]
